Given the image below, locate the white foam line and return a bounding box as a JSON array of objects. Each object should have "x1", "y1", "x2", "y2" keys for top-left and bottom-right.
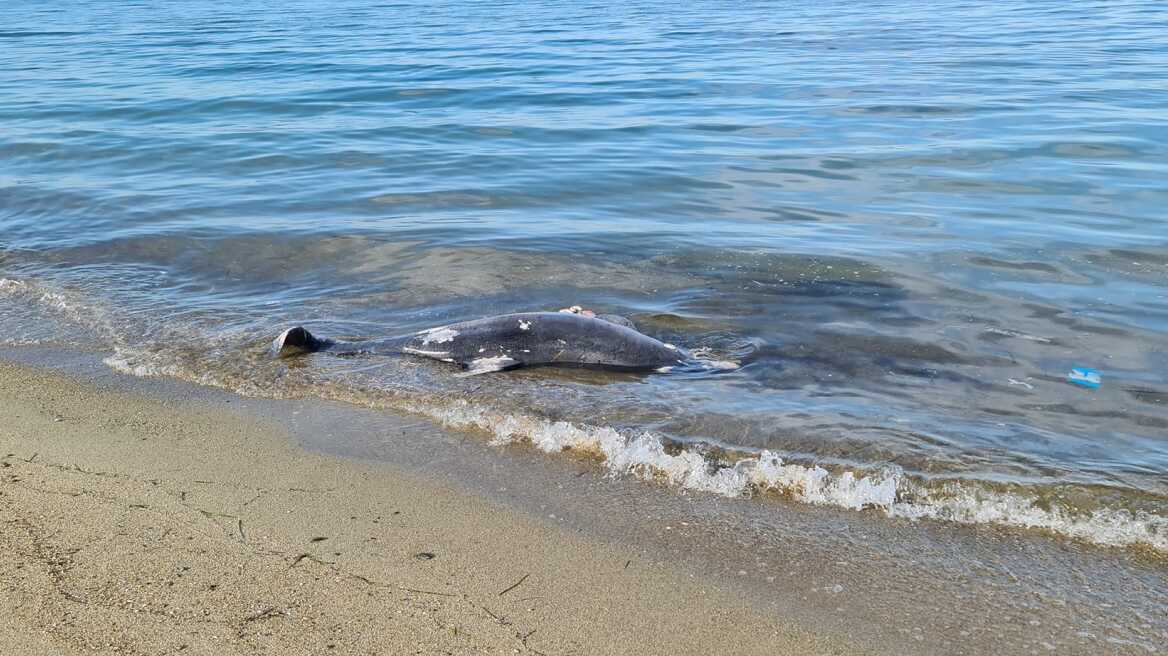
[
  {"x1": 1, "y1": 277, "x2": 70, "y2": 309},
  {"x1": 417, "y1": 399, "x2": 1167, "y2": 552},
  {"x1": 402, "y1": 347, "x2": 451, "y2": 358}
]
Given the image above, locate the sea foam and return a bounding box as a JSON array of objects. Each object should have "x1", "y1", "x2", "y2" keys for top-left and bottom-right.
[{"x1": 417, "y1": 398, "x2": 1167, "y2": 553}]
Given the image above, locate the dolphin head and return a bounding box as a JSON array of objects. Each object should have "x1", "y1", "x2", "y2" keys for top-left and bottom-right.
[{"x1": 272, "y1": 326, "x2": 322, "y2": 357}]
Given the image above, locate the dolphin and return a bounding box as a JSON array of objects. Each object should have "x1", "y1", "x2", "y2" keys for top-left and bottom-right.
[{"x1": 273, "y1": 311, "x2": 693, "y2": 374}]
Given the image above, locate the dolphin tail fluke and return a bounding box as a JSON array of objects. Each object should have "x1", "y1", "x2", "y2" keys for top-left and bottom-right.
[{"x1": 273, "y1": 326, "x2": 328, "y2": 357}]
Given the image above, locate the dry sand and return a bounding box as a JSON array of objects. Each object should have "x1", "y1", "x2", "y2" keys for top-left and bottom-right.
[{"x1": 0, "y1": 360, "x2": 855, "y2": 655}]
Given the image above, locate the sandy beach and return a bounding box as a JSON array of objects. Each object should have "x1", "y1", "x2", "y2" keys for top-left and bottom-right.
[{"x1": 0, "y1": 359, "x2": 854, "y2": 655}]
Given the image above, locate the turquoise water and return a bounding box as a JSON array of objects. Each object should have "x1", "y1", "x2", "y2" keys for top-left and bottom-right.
[{"x1": 2, "y1": 0, "x2": 1166, "y2": 549}]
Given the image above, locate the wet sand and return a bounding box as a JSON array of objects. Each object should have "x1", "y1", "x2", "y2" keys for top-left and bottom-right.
[{"x1": 0, "y1": 359, "x2": 852, "y2": 655}]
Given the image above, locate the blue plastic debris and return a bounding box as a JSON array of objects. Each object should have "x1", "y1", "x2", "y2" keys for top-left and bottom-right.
[{"x1": 1067, "y1": 367, "x2": 1102, "y2": 389}]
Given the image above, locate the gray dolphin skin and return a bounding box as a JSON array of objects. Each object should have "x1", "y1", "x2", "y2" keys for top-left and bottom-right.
[{"x1": 273, "y1": 312, "x2": 690, "y2": 374}]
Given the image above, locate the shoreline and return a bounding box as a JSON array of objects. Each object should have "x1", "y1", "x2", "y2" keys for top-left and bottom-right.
[
  {"x1": 0, "y1": 358, "x2": 849, "y2": 655},
  {"x1": 2, "y1": 350, "x2": 1165, "y2": 654}
]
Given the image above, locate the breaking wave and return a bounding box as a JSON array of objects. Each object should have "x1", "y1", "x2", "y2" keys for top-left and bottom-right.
[{"x1": 415, "y1": 398, "x2": 1168, "y2": 553}]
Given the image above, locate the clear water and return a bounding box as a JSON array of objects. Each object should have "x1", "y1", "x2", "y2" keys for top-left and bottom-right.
[{"x1": 2, "y1": 0, "x2": 1166, "y2": 550}]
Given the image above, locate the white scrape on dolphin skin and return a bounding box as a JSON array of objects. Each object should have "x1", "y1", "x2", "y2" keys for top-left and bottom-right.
[
  {"x1": 419, "y1": 327, "x2": 458, "y2": 344},
  {"x1": 462, "y1": 356, "x2": 517, "y2": 376},
  {"x1": 664, "y1": 343, "x2": 677, "y2": 350},
  {"x1": 518, "y1": 319, "x2": 532, "y2": 330}
]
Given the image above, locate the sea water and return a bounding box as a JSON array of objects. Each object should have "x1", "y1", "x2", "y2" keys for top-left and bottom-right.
[{"x1": 2, "y1": 0, "x2": 1166, "y2": 552}]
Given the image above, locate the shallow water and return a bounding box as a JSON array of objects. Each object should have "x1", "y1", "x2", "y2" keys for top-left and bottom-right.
[{"x1": 2, "y1": 0, "x2": 1166, "y2": 550}]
